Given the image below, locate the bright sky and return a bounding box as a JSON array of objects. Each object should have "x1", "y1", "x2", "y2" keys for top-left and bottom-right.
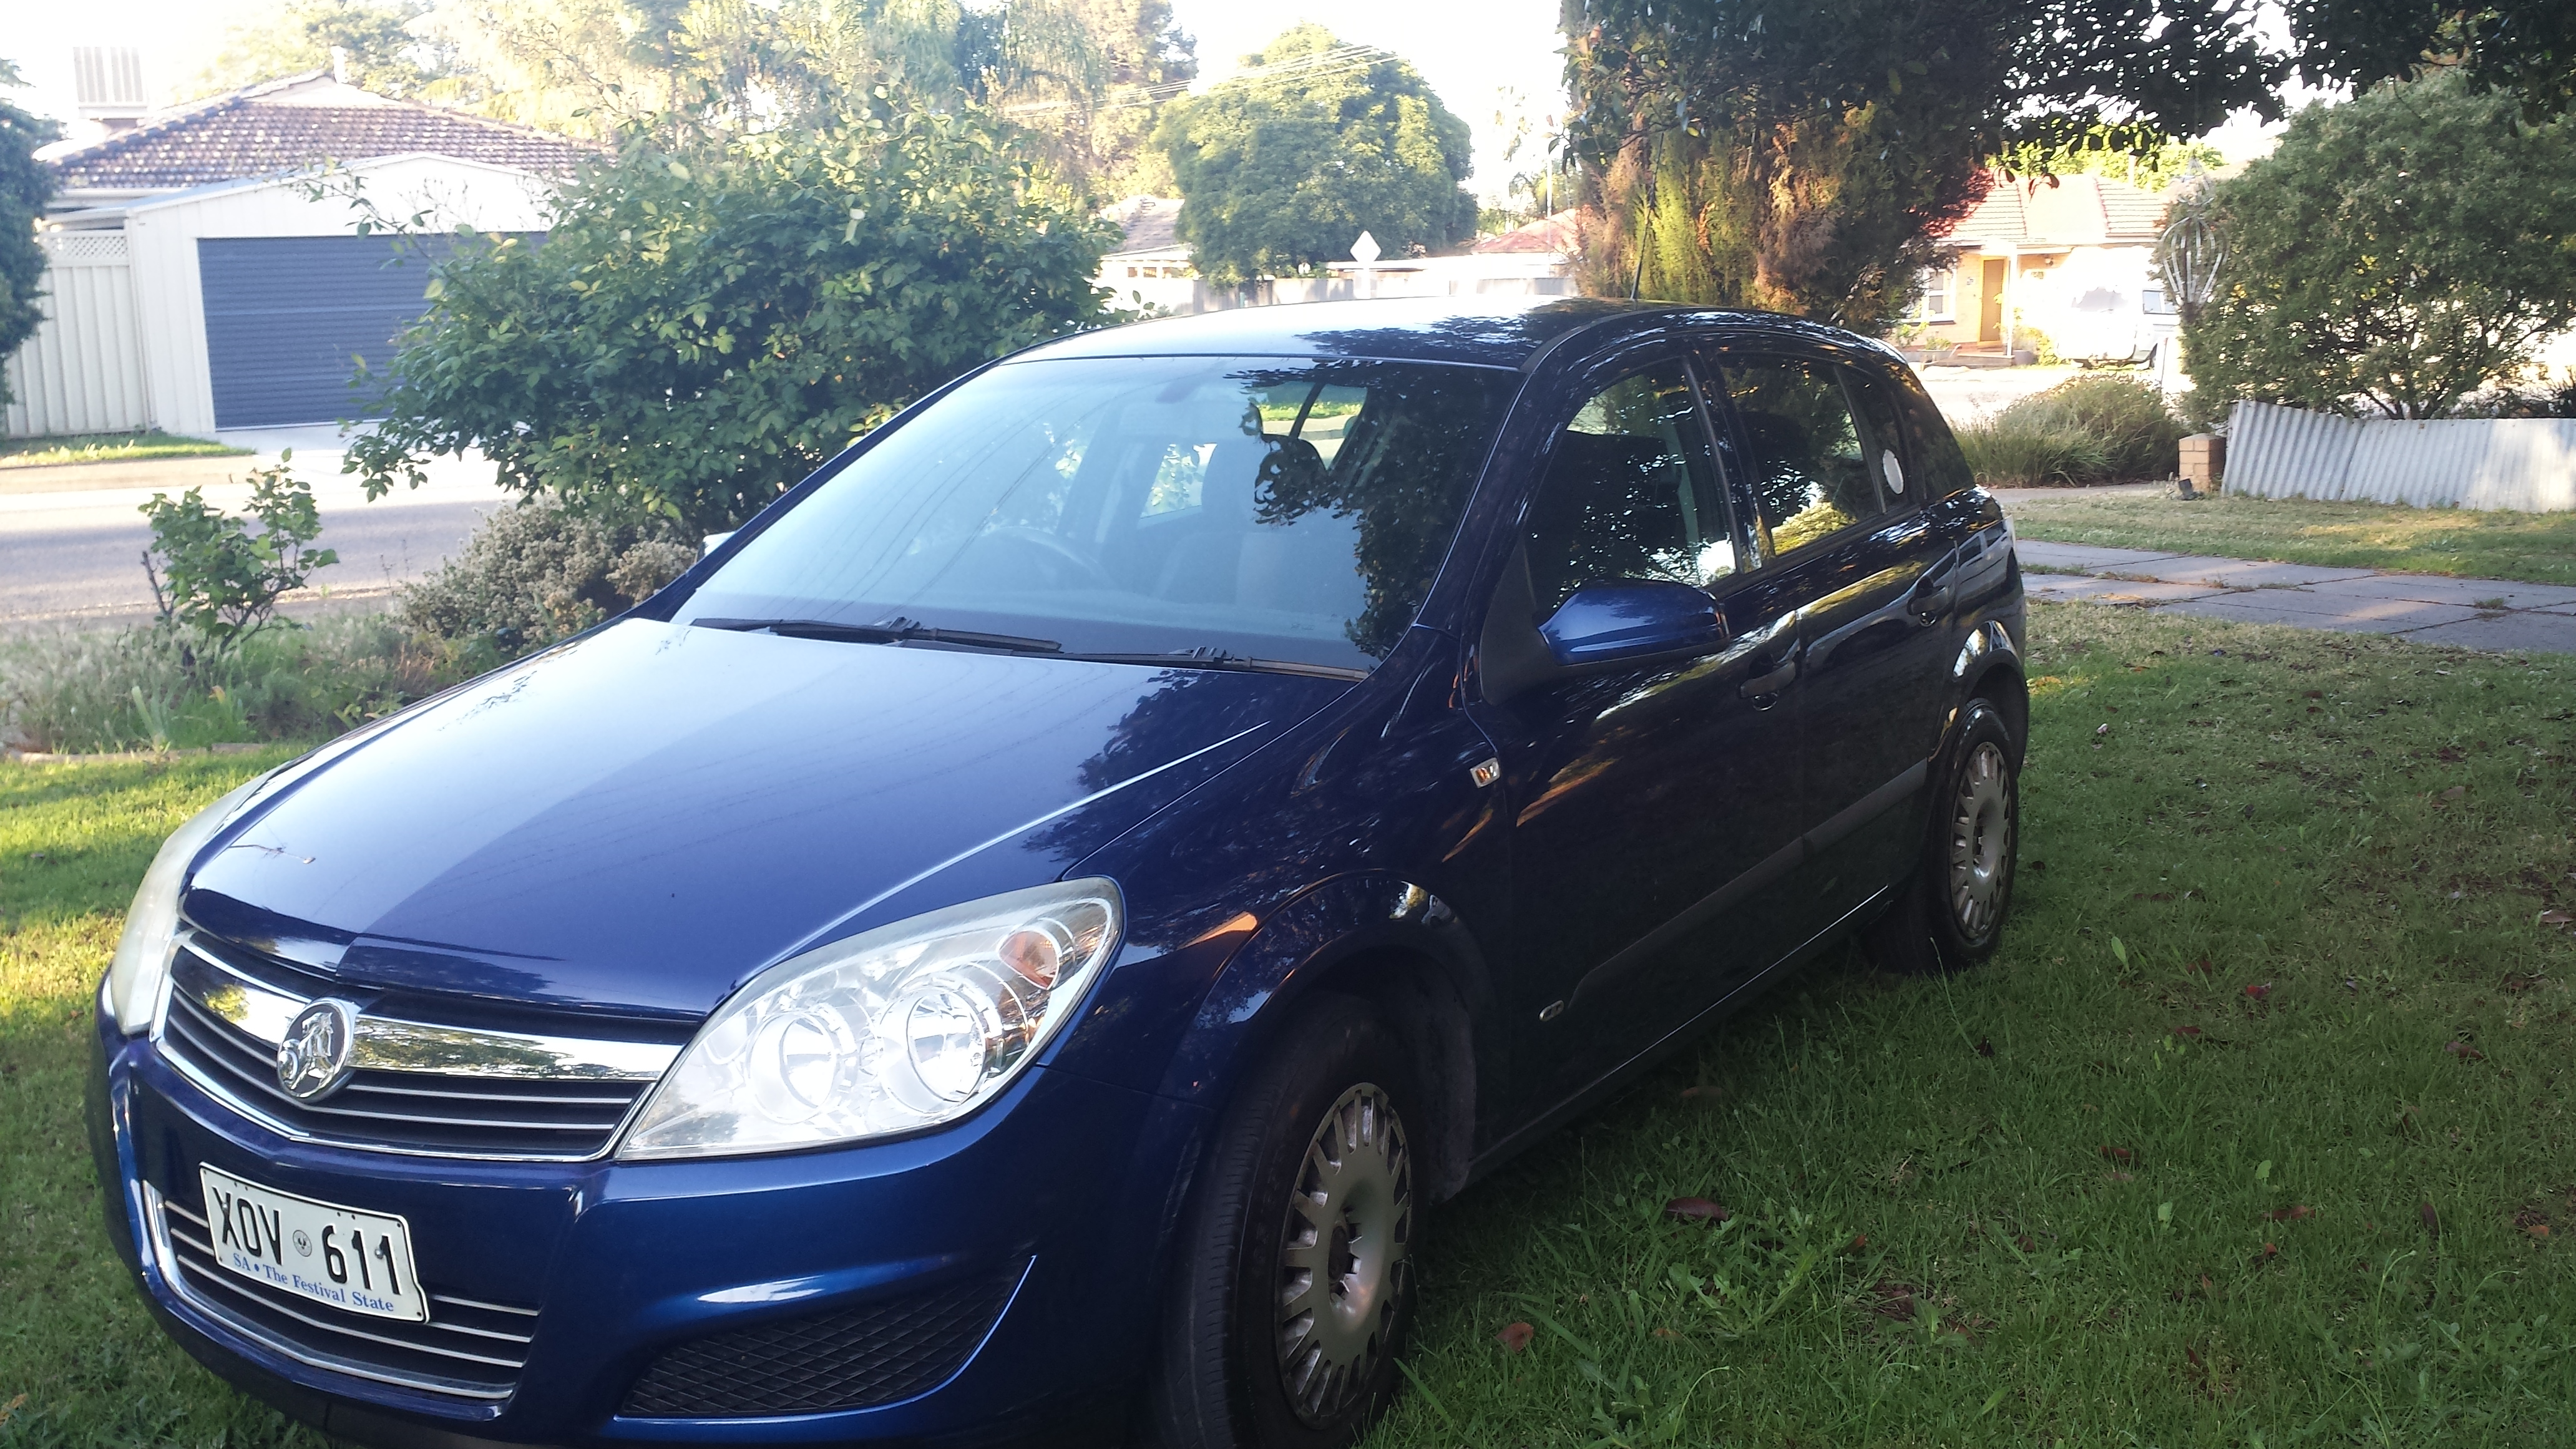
[{"x1": 4, "y1": 0, "x2": 2307, "y2": 199}]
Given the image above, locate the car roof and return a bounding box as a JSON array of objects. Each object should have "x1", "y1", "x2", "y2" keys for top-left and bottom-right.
[{"x1": 1015, "y1": 296, "x2": 1875, "y2": 372}]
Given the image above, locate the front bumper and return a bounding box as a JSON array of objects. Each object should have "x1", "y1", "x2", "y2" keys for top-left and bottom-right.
[{"x1": 89, "y1": 1012, "x2": 1204, "y2": 1447}]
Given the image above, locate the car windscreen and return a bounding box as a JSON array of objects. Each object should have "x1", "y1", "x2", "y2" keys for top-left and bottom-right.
[{"x1": 678, "y1": 354, "x2": 1519, "y2": 671}]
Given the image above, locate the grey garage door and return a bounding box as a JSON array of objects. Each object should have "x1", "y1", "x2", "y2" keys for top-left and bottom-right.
[{"x1": 198, "y1": 235, "x2": 467, "y2": 429}]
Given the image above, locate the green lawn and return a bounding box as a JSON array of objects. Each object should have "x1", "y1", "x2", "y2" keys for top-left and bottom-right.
[
  {"x1": 0, "y1": 432, "x2": 248, "y2": 469},
  {"x1": 2006, "y1": 490, "x2": 2576, "y2": 587},
  {"x1": 5, "y1": 605, "x2": 2575, "y2": 1447}
]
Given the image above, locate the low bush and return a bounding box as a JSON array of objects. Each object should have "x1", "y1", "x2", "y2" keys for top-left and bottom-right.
[
  {"x1": 0, "y1": 616, "x2": 459, "y2": 754},
  {"x1": 396, "y1": 499, "x2": 697, "y2": 657},
  {"x1": 1956, "y1": 374, "x2": 2186, "y2": 486}
]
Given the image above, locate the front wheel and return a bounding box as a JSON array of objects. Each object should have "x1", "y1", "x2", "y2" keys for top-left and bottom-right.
[
  {"x1": 1866, "y1": 698, "x2": 2021, "y2": 975},
  {"x1": 1148, "y1": 995, "x2": 1420, "y2": 1449}
]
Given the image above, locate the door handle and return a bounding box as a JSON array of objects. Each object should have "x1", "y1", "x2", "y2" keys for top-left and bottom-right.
[
  {"x1": 1739, "y1": 655, "x2": 1798, "y2": 700},
  {"x1": 1908, "y1": 572, "x2": 1955, "y2": 624}
]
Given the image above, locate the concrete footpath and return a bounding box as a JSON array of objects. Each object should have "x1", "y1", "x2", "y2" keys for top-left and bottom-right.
[{"x1": 2016, "y1": 540, "x2": 2576, "y2": 655}]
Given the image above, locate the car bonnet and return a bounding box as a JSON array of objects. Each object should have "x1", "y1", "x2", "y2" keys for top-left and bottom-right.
[{"x1": 180, "y1": 620, "x2": 1347, "y2": 1018}]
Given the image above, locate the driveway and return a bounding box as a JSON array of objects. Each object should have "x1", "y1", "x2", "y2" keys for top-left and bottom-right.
[{"x1": 0, "y1": 425, "x2": 510, "y2": 632}]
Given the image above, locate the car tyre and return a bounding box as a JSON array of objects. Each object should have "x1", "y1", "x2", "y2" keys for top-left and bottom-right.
[
  {"x1": 1148, "y1": 993, "x2": 1420, "y2": 1449},
  {"x1": 1866, "y1": 697, "x2": 2020, "y2": 976}
]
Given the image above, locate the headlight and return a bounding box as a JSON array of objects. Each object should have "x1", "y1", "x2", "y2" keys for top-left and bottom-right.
[
  {"x1": 102, "y1": 774, "x2": 268, "y2": 1035},
  {"x1": 617, "y1": 879, "x2": 1123, "y2": 1160}
]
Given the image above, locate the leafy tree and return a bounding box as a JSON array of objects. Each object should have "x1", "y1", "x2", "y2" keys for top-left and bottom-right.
[
  {"x1": 1562, "y1": 0, "x2": 2285, "y2": 330},
  {"x1": 2288, "y1": 1, "x2": 2576, "y2": 116},
  {"x1": 141, "y1": 456, "x2": 339, "y2": 648},
  {"x1": 1997, "y1": 124, "x2": 2225, "y2": 192},
  {"x1": 345, "y1": 95, "x2": 1121, "y2": 534},
  {"x1": 421, "y1": 0, "x2": 1193, "y2": 193},
  {"x1": 193, "y1": 0, "x2": 455, "y2": 99},
  {"x1": 0, "y1": 59, "x2": 59, "y2": 412},
  {"x1": 1153, "y1": 25, "x2": 1476, "y2": 286},
  {"x1": 2182, "y1": 71, "x2": 2576, "y2": 419}
]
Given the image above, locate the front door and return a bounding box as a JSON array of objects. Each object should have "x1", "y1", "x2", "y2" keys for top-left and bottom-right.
[
  {"x1": 1979, "y1": 258, "x2": 2008, "y2": 343},
  {"x1": 1467, "y1": 358, "x2": 1810, "y2": 1105}
]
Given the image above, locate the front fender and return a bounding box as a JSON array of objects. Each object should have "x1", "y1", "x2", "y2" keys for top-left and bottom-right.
[{"x1": 1159, "y1": 866, "x2": 1504, "y2": 1186}]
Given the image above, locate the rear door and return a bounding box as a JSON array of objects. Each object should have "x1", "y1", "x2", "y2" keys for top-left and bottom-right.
[{"x1": 1705, "y1": 348, "x2": 1959, "y2": 948}]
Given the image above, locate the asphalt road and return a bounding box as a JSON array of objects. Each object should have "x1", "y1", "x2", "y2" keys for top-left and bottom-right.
[{"x1": 0, "y1": 427, "x2": 512, "y2": 632}]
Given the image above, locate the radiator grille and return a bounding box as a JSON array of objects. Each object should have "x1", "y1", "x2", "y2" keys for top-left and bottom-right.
[
  {"x1": 622, "y1": 1267, "x2": 1023, "y2": 1417},
  {"x1": 152, "y1": 1187, "x2": 535, "y2": 1402},
  {"x1": 152, "y1": 935, "x2": 676, "y2": 1161}
]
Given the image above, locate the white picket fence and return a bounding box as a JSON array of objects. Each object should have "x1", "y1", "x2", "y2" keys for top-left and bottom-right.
[
  {"x1": 2227, "y1": 399, "x2": 2576, "y2": 512},
  {"x1": 2, "y1": 231, "x2": 152, "y2": 439}
]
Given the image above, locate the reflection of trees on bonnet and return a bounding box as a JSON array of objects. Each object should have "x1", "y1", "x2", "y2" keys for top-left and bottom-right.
[{"x1": 1233, "y1": 363, "x2": 1516, "y2": 659}]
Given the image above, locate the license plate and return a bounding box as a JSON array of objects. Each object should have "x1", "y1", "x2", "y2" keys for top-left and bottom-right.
[{"x1": 197, "y1": 1165, "x2": 427, "y2": 1322}]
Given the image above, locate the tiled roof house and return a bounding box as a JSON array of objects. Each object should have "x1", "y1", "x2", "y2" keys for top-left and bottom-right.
[
  {"x1": 44, "y1": 72, "x2": 595, "y2": 218},
  {"x1": 8, "y1": 72, "x2": 588, "y2": 439},
  {"x1": 1905, "y1": 170, "x2": 2178, "y2": 364}
]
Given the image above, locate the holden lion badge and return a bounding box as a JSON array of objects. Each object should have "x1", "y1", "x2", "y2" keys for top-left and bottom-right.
[{"x1": 275, "y1": 998, "x2": 360, "y2": 1101}]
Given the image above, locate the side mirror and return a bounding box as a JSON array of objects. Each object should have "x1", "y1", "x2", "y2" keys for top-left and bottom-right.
[{"x1": 1538, "y1": 580, "x2": 1724, "y2": 666}]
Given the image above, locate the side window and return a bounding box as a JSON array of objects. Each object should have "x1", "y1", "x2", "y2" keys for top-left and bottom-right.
[
  {"x1": 1887, "y1": 365, "x2": 1977, "y2": 498},
  {"x1": 1719, "y1": 356, "x2": 1885, "y2": 559},
  {"x1": 1522, "y1": 362, "x2": 1737, "y2": 613},
  {"x1": 1842, "y1": 364, "x2": 1913, "y2": 510}
]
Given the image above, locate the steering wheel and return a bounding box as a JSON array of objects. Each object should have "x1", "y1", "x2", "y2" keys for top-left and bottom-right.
[{"x1": 976, "y1": 527, "x2": 1117, "y2": 590}]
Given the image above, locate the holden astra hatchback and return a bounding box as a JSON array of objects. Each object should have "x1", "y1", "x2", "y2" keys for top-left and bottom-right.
[{"x1": 90, "y1": 298, "x2": 2026, "y2": 1449}]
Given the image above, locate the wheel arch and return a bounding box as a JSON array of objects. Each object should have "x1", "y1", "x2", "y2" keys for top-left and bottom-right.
[{"x1": 1158, "y1": 874, "x2": 1491, "y2": 1206}]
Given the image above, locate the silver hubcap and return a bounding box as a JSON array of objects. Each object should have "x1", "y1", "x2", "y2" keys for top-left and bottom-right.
[
  {"x1": 1274, "y1": 1083, "x2": 1411, "y2": 1425},
  {"x1": 1948, "y1": 740, "x2": 2013, "y2": 938}
]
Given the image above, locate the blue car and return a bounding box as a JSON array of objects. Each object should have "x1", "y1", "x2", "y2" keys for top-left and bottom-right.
[{"x1": 90, "y1": 298, "x2": 2025, "y2": 1449}]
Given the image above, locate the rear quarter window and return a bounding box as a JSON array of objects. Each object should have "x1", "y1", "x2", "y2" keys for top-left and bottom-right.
[{"x1": 1884, "y1": 362, "x2": 1976, "y2": 498}]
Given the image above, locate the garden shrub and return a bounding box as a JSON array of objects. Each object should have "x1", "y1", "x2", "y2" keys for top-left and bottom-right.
[
  {"x1": 398, "y1": 499, "x2": 696, "y2": 658},
  {"x1": 0, "y1": 616, "x2": 455, "y2": 754},
  {"x1": 1955, "y1": 374, "x2": 2184, "y2": 485},
  {"x1": 140, "y1": 455, "x2": 336, "y2": 648}
]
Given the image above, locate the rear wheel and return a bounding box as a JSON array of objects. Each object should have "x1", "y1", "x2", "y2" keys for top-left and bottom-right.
[
  {"x1": 1149, "y1": 996, "x2": 1419, "y2": 1449},
  {"x1": 1866, "y1": 698, "x2": 2020, "y2": 975}
]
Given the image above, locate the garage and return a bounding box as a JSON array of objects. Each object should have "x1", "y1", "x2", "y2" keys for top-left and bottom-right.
[{"x1": 197, "y1": 234, "x2": 458, "y2": 429}]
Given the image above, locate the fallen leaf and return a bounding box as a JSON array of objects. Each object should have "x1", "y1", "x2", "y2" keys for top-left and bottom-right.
[
  {"x1": 1974, "y1": 1037, "x2": 1994, "y2": 1057},
  {"x1": 2535, "y1": 1224, "x2": 2554, "y2": 1239},
  {"x1": 2177, "y1": 1025, "x2": 2205, "y2": 1037},
  {"x1": 2444, "y1": 1041, "x2": 2485, "y2": 1061},
  {"x1": 1496, "y1": 1321, "x2": 1534, "y2": 1354},
  {"x1": 2243, "y1": 983, "x2": 2272, "y2": 999},
  {"x1": 1664, "y1": 1196, "x2": 1730, "y2": 1222},
  {"x1": 1870, "y1": 1281, "x2": 1918, "y2": 1319},
  {"x1": 2421, "y1": 1202, "x2": 2441, "y2": 1237},
  {"x1": 2096, "y1": 723, "x2": 2112, "y2": 737},
  {"x1": 2099, "y1": 1145, "x2": 2136, "y2": 1162},
  {"x1": 2540, "y1": 910, "x2": 2574, "y2": 929},
  {"x1": 1850, "y1": 1233, "x2": 1868, "y2": 1251},
  {"x1": 2187, "y1": 957, "x2": 2215, "y2": 976},
  {"x1": 2261, "y1": 1242, "x2": 2278, "y2": 1258},
  {"x1": 2266, "y1": 1205, "x2": 2316, "y2": 1221},
  {"x1": 2439, "y1": 784, "x2": 2468, "y2": 801},
  {"x1": 2500, "y1": 972, "x2": 2548, "y2": 993}
]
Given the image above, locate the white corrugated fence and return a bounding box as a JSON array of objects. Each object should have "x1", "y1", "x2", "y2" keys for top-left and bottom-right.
[
  {"x1": 2228, "y1": 400, "x2": 2576, "y2": 512},
  {"x1": 2, "y1": 232, "x2": 152, "y2": 439}
]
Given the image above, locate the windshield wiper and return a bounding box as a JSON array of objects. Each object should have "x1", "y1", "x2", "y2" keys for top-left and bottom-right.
[
  {"x1": 1061, "y1": 647, "x2": 1368, "y2": 681},
  {"x1": 690, "y1": 616, "x2": 1064, "y2": 654}
]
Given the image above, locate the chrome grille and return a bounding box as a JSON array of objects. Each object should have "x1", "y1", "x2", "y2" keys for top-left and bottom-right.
[
  {"x1": 149, "y1": 1185, "x2": 534, "y2": 1402},
  {"x1": 153, "y1": 935, "x2": 681, "y2": 1161}
]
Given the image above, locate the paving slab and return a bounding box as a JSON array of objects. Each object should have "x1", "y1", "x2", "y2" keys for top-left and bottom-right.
[
  {"x1": 2394, "y1": 612, "x2": 2576, "y2": 655},
  {"x1": 2011, "y1": 540, "x2": 2185, "y2": 572},
  {"x1": 2110, "y1": 555, "x2": 2383, "y2": 588},
  {"x1": 2160, "y1": 594, "x2": 2481, "y2": 635},
  {"x1": 2027, "y1": 575, "x2": 2233, "y2": 605},
  {"x1": 2293, "y1": 573, "x2": 2576, "y2": 612}
]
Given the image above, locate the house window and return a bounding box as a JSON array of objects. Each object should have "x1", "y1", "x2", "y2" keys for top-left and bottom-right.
[{"x1": 1910, "y1": 268, "x2": 1956, "y2": 323}]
